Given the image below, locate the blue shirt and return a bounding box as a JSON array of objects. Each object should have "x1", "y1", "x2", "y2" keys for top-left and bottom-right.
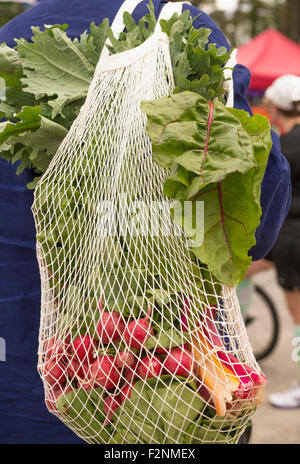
[{"x1": 0, "y1": 0, "x2": 291, "y2": 444}]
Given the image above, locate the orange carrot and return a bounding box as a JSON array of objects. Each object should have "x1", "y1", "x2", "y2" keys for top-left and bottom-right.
[{"x1": 190, "y1": 328, "x2": 240, "y2": 417}]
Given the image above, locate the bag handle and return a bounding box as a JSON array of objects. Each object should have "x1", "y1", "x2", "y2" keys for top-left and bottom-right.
[
  {"x1": 97, "y1": 0, "x2": 144, "y2": 66},
  {"x1": 96, "y1": 1, "x2": 186, "y2": 73},
  {"x1": 224, "y1": 48, "x2": 237, "y2": 108},
  {"x1": 110, "y1": 0, "x2": 144, "y2": 37},
  {"x1": 155, "y1": 1, "x2": 186, "y2": 29},
  {"x1": 96, "y1": 0, "x2": 235, "y2": 105},
  {"x1": 111, "y1": 1, "x2": 189, "y2": 35}
]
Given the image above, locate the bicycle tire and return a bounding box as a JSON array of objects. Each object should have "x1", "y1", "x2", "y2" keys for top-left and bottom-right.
[{"x1": 245, "y1": 284, "x2": 280, "y2": 362}]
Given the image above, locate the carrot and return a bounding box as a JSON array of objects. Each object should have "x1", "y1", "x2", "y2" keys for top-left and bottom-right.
[{"x1": 190, "y1": 328, "x2": 240, "y2": 417}]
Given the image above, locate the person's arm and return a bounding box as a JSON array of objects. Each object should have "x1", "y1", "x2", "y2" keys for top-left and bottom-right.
[{"x1": 182, "y1": 3, "x2": 291, "y2": 260}]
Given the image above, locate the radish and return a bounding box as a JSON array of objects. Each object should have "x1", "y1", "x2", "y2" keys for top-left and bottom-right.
[
  {"x1": 43, "y1": 358, "x2": 66, "y2": 386},
  {"x1": 96, "y1": 311, "x2": 125, "y2": 344},
  {"x1": 66, "y1": 357, "x2": 87, "y2": 380},
  {"x1": 124, "y1": 307, "x2": 153, "y2": 350},
  {"x1": 155, "y1": 346, "x2": 168, "y2": 355},
  {"x1": 45, "y1": 388, "x2": 61, "y2": 412},
  {"x1": 77, "y1": 363, "x2": 95, "y2": 391},
  {"x1": 45, "y1": 385, "x2": 72, "y2": 412},
  {"x1": 45, "y1": 336, "x2": 64, "y2": 359},
  {"x1": 103, "y1": 395, "x2": 121, "y2": 426},
  {"x1": 124, "y1": 361, "x2": 138, "y2": 383},
  {"x1": 91, "y1": 355, "x2": 121, "y2": 390},
  {"x1": 155, "y1": 341, "x2": 189, "y2": 356},
  {"x1": 137, "y1": 355, "x2": 163, "y2": 380},
  {"x1": 164, "y1": 347, "x2": 194, "y2": 378},
  {"x1": 181, "y1": 297, "x2": 190, "y2": 332},
  {"x1": 115, "y1": 350, "x2": 135, "y2": 369},
  {"x1": 120, "y1": 383, "x2": 135, "y2": 403},
  {"x1": 71, "y1": 334, "x2": 98, "y2": 363},
  {"x1": 79, "y1": 380, "x2": 94, "y2": 391},
  {"x1": 45, "y1": 335, "x2": 71, "y2": 361}
]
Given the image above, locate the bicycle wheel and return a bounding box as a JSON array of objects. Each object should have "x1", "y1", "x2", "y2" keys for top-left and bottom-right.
[{"x1": 245, "y1": 284, "x2": 280, "y2": 361}]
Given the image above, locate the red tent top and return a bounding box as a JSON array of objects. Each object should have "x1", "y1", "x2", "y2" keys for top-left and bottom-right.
[{"x1": 236, "y1": 28, "x2": 300, "y2": 90}]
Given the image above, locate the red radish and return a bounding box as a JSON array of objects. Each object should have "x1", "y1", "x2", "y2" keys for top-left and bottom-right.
[
  {"x1": 155, "y1": 341, "x2": 189, "y2": 356},
  {"x1": 120, "y1": 383, "x2": 135, "y2": 403},
  {"x1": 124, "y1": 361, "x2": 138, "y2": 383},
  {"x1": 77, "y1": 363, "x2": 95, "y2": 390},
  {"x1": 91, "y1": 355, "x2": 121, "y2": 390},
  {"x1": 115, "y1": 350, "x2": 135, "y2": 369},
  {"x1": 164, "y1": 347, "x2": 194, "y2": 378},
  {"x1": 155, "y1": 346, "x2": 168, "y2": 355},
  {"x1": 43, "y1": 358, "x2": 66, "y2": 386},
  {"x1": 82, "y1": 361, "x2": 93, "y2": 378},
  {"x1": 181, "y1": 297, "x2": 190, "y2": 332},
  {"x1": 71, "y1": 334, "x2": 98, "y2": 363},
  {"x1": 45, "y1": 335, "x2": 71, "y2": 362},
  {"x1": 64, "y1": 335, "x2": 72, "y2": 354},
  {"x1": 45, "y1": 385, "x2": 72, "y2": 412},
  {"x1": 124, "y1": 307, "x2": 153, "y2": 350},
  {"x1": 103, "y1": 395, "x2": 121, "y2": 426},
  {"x1": 66, "y1": 357, "x2": 87, "y2": 380},
  {"x1": 137, "y1": 355, "x2": 163, "y2": 380},
  {"x1": 96, "y1": 311, "x2": 125, "y2": 344},
  {"x1": 45, "y1": 337, "x2": 63, "y2": 358},
  {"x1": 45, "y1": 387, "x2": 61, "y2": 412},
  {"x1": 78, "y1": 379, "x2": 94, "y2": 391},
  {"x1": 77, "y1": 376, "x2": 94, "y2": 391}
]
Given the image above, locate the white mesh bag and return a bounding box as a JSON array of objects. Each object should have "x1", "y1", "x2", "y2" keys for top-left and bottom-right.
[{"x1": 32, "y1": 0, "x2": 267, "y2": 445}]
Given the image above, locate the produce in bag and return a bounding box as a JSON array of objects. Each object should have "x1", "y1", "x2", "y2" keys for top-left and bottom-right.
[{"x1": 30, "y1": 0, "x2": 271, "y2": 444}]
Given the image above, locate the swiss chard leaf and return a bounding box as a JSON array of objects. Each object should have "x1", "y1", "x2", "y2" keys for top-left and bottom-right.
[
  {"x1": 189, "y1": 111, "x2": 272, "y2": 285},
  {"x1": 141, "y1": 92, "x2": 258, "y2": 190},
  {"x1": 142, "y1": 92, "x2": 272, "y2": 286}
]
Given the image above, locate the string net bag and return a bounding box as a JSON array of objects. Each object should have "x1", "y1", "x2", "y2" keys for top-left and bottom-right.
[{"x1": 32, "y1": 0, "x2": 267, "y2": 445}]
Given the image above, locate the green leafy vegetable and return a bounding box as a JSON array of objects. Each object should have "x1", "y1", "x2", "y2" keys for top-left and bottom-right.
[
  {"x1": 141, "y1": 92, "x2": 257, "y2": 187},
  {"x1": 0, "y1": 106, "x2": 68, "y2": 176},
  {"x1": 0, "y1": 21, "x2": 110, "y2": 187},
  {"x1": 112, "y1": 375, "x2": 205, "y2": 444},
  {"x1": 146, "y1": 328, "x2": 190, "y2": 351},
  {"x1": 107, "y1": 2, "x2": 156, "y2": 55},
  {"x1": 0, "y1": 42, "x2": 22, "y2": 88},
  {"x1": 16, "y1": 25, "x2": 96, "y2": 118},
  {"x1": 57, "y1": 387, "x2": 112, "y2": 443},
  {"x1": 160, "y1": 9, "x2": 231, "y2": 101},
  {"x1": 142, "y1": 91, "x2": 272, "y2": 285}
]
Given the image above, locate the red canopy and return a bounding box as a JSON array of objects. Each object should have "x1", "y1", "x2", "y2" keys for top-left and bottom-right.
[{"x1": 236, "y1": 28, "x2": 300, "y2": 90}]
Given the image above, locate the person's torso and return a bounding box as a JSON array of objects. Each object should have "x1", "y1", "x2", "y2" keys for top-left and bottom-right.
[{"x1": 280, "y1": 124, "x2": 300, "y2": 219}]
